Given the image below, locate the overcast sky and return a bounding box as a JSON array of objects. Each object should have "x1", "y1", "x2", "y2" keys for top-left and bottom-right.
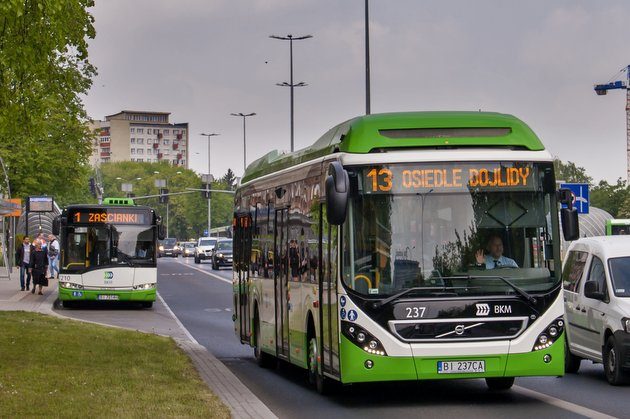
[{"x1": 83, "y1": 0, "x2": 630, "y2": 183}]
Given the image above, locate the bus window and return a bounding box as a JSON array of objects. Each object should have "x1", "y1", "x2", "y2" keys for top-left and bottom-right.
[
  {"x1": 63, "y1": 227, "x2": 88, "y2": 271},
  {"x1": 87, "y1": 227, "x2": 111, "y2": 267},
  {"x1": 111, "y1": 225, "x2": 155, "y2": 263}
]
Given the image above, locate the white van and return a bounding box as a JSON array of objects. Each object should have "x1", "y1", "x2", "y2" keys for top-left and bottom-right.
[{"x1": 563, "y1": 236, "x2": 630, "y2": 385}]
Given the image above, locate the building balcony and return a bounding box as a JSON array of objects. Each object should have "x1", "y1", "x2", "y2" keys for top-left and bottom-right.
[
  {"x1": 100, "y1": 151, "x2": 110, "y2": 157},
  {"x1": 172, "y1": 142, "x2": 179, "y2": 150},
  {"x1": 157, "y1": 153, "x2": 163, "y2": 159},
  {"x1": 176, "y1": 133, "x2": 182, "y2": 140},
  {"x1": 157, "y1": 133, "x2": 163, "y2": 139},
  {"x1": 153, "y1": 142, "x2": 159, "y2": 149},
  {"x1": 99, "y1": 130, "x2": 109, "y2": 136},
  {"x1": 177, "y1": 153, "x2": 182, "y2": 160}
]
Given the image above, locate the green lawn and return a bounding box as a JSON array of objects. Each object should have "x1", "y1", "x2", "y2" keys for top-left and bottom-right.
[{"x1": 0, "y1": 311, "x2": 230, "y2": 418}]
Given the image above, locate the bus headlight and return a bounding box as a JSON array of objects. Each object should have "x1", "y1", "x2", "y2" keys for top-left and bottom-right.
[
  {"x1": 341, "y1": 321, "x2": 387, "y2": 356},
  {"x1": 533, "y1": 316, "x2": 564, "y2": 351},
  {"x1": 61, "y1": 282, "x2": 83, "y2": 289},
  {"x1": 133, "y1": 283, "x2": 156, "y2": 290}
]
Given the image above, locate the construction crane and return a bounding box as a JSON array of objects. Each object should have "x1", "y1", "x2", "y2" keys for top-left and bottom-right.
[{"x1": 594, "y1": 65, "x2": 630, "y2": 181}]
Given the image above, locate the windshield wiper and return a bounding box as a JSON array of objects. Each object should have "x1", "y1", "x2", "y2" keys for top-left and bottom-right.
[
  {"x1": 466, "y1": 275, "x2": 537, "y2": 306},
  {"x1": 372, "y1": 286, "x2": 475, "y2": 308}
]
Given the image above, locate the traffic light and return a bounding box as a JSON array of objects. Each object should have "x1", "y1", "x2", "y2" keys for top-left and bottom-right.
[
  {"x1": 159, "y1": 188, "x2": 169, "y2": 204},
  {"x1": 88, "y1": 177, "x2": 96, "y2": 197},
  {"x1": 201, "y1": 190, "x2": 211, "y2": 199}
]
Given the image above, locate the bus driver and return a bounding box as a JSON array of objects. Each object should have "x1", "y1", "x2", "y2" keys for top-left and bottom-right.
[{"x1": 475, "y1": 235, "x2": 518, "y2": 269}]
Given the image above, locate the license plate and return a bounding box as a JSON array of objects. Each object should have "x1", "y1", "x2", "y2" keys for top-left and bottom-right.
[
  {"x1": 71, "y1": 291, "x2": 83, "y2": 297},
  {"x1": 437, "y1": 360, "x2": 485, "y2": 374},
  {"x1": 97, "y1": 294, "x2": 119, "y2": 301}
]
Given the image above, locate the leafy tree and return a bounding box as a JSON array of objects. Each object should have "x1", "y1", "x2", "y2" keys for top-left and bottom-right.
[
  {"x1": 591, "y1": 178, "x2": 629, "y2": 218},
  {"x1": 553, "y1": 159, "x2": 592, "y2": 185},
  {"x1": 0, "y1": 0, "x2": 96, "y2": 206}
]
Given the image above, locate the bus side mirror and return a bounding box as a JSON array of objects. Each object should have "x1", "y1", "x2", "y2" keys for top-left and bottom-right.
[
  {"x1": 52, "y1": 216, "x2": 60, "y2": 235},
  {"x1": 325, "y1": 161, "x2": 349, "y2": 225},
  {"x1": 561, "y1": 207, "x2": 579, "y2": 241},
  {"x1": 557, "y1": 188, "x2": 573, "y2": 207},
  {"x1": 158, "y1": 225, "x2": 166, "y2": 240}
]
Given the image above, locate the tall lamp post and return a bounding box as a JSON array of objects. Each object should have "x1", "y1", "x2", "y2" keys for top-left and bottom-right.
[
  {"x1": 229, "y1": 113, "x2": 255, "y2": 172},
  {"x1": 116, "y1": 176, "x2": 141, "y2": 198},
  {"x1": 269, "y1": 34, "x2": 312, "y2": 152},
  {"x1": 200, "y1": 133, "x2": 219, "y2": 236}
]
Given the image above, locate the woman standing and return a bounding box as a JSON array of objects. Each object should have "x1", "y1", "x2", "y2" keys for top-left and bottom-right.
[{"x1": 29, "y1": 239, "x2": 49, "y2": 295}]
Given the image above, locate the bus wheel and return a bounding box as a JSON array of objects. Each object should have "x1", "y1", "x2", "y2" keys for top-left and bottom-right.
[
  {"x1": 254, "y1": 312, "x2": 272, "y2": 368},
  {"x1": 565, "y1": 340, "x2": 582, "y2": 374},
  {"x1": 61, "y1": 300, "x2": 75, "y2": 309},
  {"x1": 307, "y1": 336, "x2": 327, "y2": 394},
  {"x1": 141, "y1": 301, "x2": 153, "y2": 309},
  {"x1": 485, "y1": 377, "x2": 514, "y2": 391}
]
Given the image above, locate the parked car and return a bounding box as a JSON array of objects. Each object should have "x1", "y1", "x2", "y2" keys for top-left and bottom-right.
[
  {"x1": 182, "y1": 241, "x2": 196, "y2": 258},
  {"x1": 158, "y1": 237, "x2": 179, "y2": 258},
  {"x1": 563, "y1": 236, "x2": 630, "y2": 385},
  {"x1": 211, "y1": 239, "x2": 233, "y2": 270},
  {"x1": 194, "y1": 237, "x2": 217, "y2": 264}
]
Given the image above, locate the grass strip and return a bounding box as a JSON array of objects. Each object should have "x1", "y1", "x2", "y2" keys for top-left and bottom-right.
[{"x1": 0, "y1": 311, "x2": 230, "y2": 418}]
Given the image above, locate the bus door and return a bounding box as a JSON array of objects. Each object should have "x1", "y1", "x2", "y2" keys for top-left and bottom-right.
[
  {"x1": 236, "y1": 214, "x2": 252, "y2": 343},
  {"x1": 320, "y1": 211, "x2": 340, "y2": 377},
  {"x1": 274, "y1": 208, "x2": 290, "y2": 358}
]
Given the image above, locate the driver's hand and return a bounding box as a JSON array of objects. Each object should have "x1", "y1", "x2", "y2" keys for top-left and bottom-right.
[{"x1": 475, "y1": 250, "x2": 484, "y2": 264}]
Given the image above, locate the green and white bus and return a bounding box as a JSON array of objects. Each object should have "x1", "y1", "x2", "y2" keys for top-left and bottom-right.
[
  {"x1": 232, "y1": 112, "x2": 578, "y2": 392},
  {"x1": 605, "y1": 219, "x2": 630, "y2": 235},
  {"x1": 54, "y1": 198, "x2": 165, "y2": 308}
]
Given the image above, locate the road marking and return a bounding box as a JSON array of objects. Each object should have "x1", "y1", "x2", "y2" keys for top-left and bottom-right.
[
  {"x1": 156, "y1": 292, "x2": 199, "y2": 345},
  {"x1": 176, "y1": 260, "x2": 232, "y2": 284},
  {"x1": 513, "y1": 385, "x2": 617, "y2": 419}
]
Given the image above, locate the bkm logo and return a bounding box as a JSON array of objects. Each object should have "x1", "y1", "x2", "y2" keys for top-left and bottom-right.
[
  {"x1": 476, "y1": 303, "x2": 490, "y2": 316},
  {"x1": 104, "y1": 271, "x2": 114, "y2": 280}
]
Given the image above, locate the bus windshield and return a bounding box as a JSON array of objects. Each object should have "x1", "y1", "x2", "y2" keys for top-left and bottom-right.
[
  {"x1": 342, "y1": 161, "x2": 559, "y2": 298},
  {"x1": 62, "y1": 225, "x2": 155, "y2": 272}
]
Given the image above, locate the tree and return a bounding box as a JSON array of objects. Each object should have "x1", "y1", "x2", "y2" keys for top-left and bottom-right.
[
  {"x1": 0, "y1": 1, "x2": 97, "y2": 205},
  {"x1": 553, "y1": 159, "x2": 592, "y2": 185},
  {"x1": 221, "y1": 168, "x2": 237, "y2": 190},
  {"x1": 591, "y1": 178, "x2": 629, "y2": 218}
]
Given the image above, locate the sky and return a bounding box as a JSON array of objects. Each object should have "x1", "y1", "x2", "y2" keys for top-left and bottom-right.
[{"x1": 83, "y1": 0, "x2": 630, "y2": 183}]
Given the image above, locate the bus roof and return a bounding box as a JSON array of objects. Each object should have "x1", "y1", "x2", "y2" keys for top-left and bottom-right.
[{"x1": 242, "y1": 112, "x2": 545, "y2": 183}]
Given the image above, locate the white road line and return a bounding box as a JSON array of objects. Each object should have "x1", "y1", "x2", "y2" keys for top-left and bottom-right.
[
  {"x1": 156, "y1": 292, "x2": 199, "y2": 345},
  {"x1": 513, "y1": 385, "x2": 617, "y2": 419},
  {"x1": 175, "y1": 260, "x2": 232, "y2": 284}
]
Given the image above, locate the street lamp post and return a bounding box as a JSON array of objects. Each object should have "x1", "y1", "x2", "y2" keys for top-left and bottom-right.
[
  {"x1": 270, "y1": 34, "x2": 312, "y2": 152},
  {"x1": 200, "y1": 133, "x2": 219, "y2": 236},
  {"x1": 229, "y1": 113, "x2": 255, "y2": 173},
  {"x1": 365, "y1": 0, "x2": 371, "y2": 115},
  {"x1": 116, "y1": 176, "x2": 141, "y2": 197}
]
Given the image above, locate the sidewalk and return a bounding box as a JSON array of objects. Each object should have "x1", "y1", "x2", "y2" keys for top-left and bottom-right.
[{"x1": 0, "y1": 269, "x2": 277, "y2": 419}]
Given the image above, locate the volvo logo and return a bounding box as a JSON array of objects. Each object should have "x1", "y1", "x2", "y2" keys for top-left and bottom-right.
[
  {"x1": 454, "y1": 325, "x2": 466, "y2": 335},
  {"x1": 104, "y1": 271, "x2": 114, "y2": 280}
]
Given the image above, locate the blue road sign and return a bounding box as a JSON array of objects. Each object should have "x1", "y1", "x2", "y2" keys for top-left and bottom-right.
[
  {"x1": 203, "y1": 229, "x2": 208, "y2": 236},
  {"x1": 560, "y1": 183, "x2": 589, "y2": 214}
]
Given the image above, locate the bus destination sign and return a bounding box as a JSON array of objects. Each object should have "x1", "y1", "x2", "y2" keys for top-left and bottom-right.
[
  {"x1": 69, "y1": 209, "x2": 149, "y2": 225},
  {"x1": 362, "y1": 162, "x2": 537, "y2": 194}
]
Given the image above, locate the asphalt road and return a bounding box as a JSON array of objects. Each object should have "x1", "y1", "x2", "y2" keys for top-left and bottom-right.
[{"x1": 157, "y1": 257, "x2": 627, "y2": 419}]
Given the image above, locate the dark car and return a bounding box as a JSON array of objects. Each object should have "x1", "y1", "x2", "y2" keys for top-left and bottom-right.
[
  {"x1": 211, "y1": 239, "x2": 233, "y2": 270},
  {"x1": 158, "y1": 237, "x2": 178, "y2": 258}
]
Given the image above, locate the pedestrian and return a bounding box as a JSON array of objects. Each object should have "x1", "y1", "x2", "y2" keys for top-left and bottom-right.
[
  {"x1": 48, "y1": 234, "x2": 60, "y2": 279},
  {"x1": 37, "y1": 233, "x2": 47, "y2": 253},
  {"x1": 29, "y1": 239, "x2": 49, "y2": 295},
  {"x1": 14, "y1": 236, "x2": 33, "y2": 291}
]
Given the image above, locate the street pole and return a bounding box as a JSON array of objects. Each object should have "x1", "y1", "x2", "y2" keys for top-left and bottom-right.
[
  {"x1": 365, "y1": 0, "x2": 371, "y2": 115},
  {"x1": 270, "y1": 34, "x2": 312, "y2": 152},
  {"x1": 166, "y1": 201, "x2": 169, "y2": 237},
  {"x1": 200, "y1": 133, "x2": 219, "y2": 237},
  {"x1": 230, "y1": 113, "x2": 256, "y2": 172}
]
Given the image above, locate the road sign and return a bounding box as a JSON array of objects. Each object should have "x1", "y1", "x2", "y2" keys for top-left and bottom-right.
[
  {"x1": 560, "y1": 183, "x2": 589, "y2": 214},
  {"x1": 203, "y1": 229, "x2": 208, "y2": 236}
]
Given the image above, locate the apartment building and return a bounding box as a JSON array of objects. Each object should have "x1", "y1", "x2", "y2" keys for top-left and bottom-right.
[{"x1": 89, "y1": 110, "x2": 189, "y2": 168}]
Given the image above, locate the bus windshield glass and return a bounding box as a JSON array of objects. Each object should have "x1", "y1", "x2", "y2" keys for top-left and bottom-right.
[
  {"x1": 62, "y1": 224, "x2": 155, "y2": 272},
  {"x1": 342, "y1": 161, "x2": 559, "y2": 298}
]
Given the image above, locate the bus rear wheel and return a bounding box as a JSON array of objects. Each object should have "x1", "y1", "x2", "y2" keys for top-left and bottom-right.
[
  {"x1": 254, "y1": 312, "x2": 273, "y2": 368},
  {"x1": 485, "y1": 377, "x2": 514, "y2": 391}
]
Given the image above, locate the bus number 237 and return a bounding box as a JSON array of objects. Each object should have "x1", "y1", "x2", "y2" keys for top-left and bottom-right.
[{"x1": 405, "y1": 306, "x2": 426, "y2": 318}]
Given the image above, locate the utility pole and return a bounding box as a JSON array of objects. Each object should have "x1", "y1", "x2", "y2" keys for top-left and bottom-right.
[
  {"x1": 200, "y1": 133, "x2": 219, "y2": 236},
  {"x1": 270, "y1": 34, "x2": 312, "y2": 151},
  {"x1": 365, "y1": 0, "x2": 371, "y2": 115}
]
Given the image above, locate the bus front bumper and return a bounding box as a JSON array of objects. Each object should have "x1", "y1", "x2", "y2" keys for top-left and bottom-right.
[
  {"x1": 339, "y1": 334, "x2": 565, "y2": 383},
  {"x1": 58, "y1": 287, "x2": 156, "y2": 302}
]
